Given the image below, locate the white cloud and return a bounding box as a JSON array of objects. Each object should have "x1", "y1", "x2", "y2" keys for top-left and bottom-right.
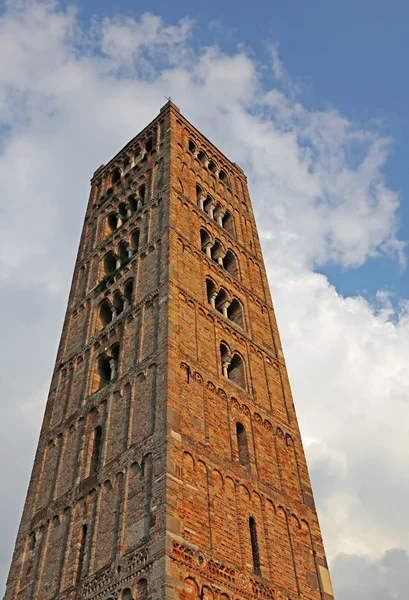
[{"x1": 0, "y1": 2, "x2": 408, "y2": 598}]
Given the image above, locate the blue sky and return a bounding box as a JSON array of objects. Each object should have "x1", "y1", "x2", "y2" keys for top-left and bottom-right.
[
  {"x1": 55, "y1": 0, "x2": 409, "y2": 301},
  {"x1": 1, "y1": 2, "x2": 409, "y2": 599}
]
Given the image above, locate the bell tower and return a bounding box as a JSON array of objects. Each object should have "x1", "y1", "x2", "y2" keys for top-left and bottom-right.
[{"x1": 4, "y1": 102, "x2": 334, "y2": 600}]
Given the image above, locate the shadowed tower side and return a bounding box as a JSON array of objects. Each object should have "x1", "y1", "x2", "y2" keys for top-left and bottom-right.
[{"x1": 4, "y1": 102, "x2": 334, "y2": 600}]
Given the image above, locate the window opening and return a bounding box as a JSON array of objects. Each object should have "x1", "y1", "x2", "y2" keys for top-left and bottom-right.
[
  {"x1": 197, "y1": 150, "x2": 206, "y2": 164},
  {"x1": 99, "y1": 300, "x2": 113, "y2": 328},
  {"x1": 222, "y1": 211, "x2": 235, "y2": 237},
  {"x1": 208, "y1": 160, "x2": 216, "y2": 173},
  {"x1": 224, "y1": 250, "x2": 239, "y2": 277},
  {"x1": 236, "y1": 422, "x2": 250, "y2": 466},
  {"x1": 76, "y1": 524, "x2": 87, "y2": 583},
  {"x1": 104, "y1": 252, "x2": 116, "y2": 275},
  {"x1": 189, "y1": 140, "x2": 196, "y2": 153},
  {"x1": 227, "y1": 299, "x2": 243, "y2": 328},
  {"x1": 200, "y1": 229, "x2": 212, "y2": 257},
  {"x1": 112, "y1": 168, "x2": 121, "y2": 184},
  {"x1": 113, "y1": 291, "x2": 124, "y2": 317},
  {"x1": 249, "y1": 517, "x2": 261, "y2": 575},
  {"x1": 124, "y1": 279, "x2": 134, "y2": 308},
  {"x1": 90, "y1": 426, "x2": 102, "y2": 475},
  {"x1": 131, "y1": 229, "x2": 140, "y2": 253},
  {"x1": 107, "y1": 213, "x2": 118, "y2": 233},
  {"x1": 228, "y1": 353, "x2": 245, "y2": 389},
  {"x1": 98, "y1": 355, "x2": 111, "y2": 388}
]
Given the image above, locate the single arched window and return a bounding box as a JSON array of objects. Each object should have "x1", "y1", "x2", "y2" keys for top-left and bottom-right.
[
  {"x1": 236, "y1": 422, "x2": 250, "y2": 466},
  {"x1": 118, "y1": 203, "x2": 128, "y2": 220},
  {"x1": 222, "y1": 211, "x2": 235, "y2": 237},
  {"x1": 104, "y1": 252, "x2": 116, "y2": 275},
  {"x1": 200, "y1": 229, "x2": 212, "y2": 255},
  {"x1": 249, "y1": 517, "x2": 261, "y2": 575},
  {"x1": 211, "y1": 240, "x2": 223, "y2": 264},
  {"x1": 131, "y1": 229, "x2": 140, "y2": 252},
  {"x1": 107, "y1": 213, "x2": 118, "y2": 233},
  {"x1": 229, "y1": 353, "x2": 246, "y2": 389},
  {"x1": 145, "y1": 139, "x2": 153, "y2": 154},
  {"x1": 189, "y1": 140, "x2": 196, "y2": 153},
  {"x1": 203, "y1": 194, "x2": 213, "y2": 215},
  {"x1": 123, "y1": 158, "x2": 131, "y2": 174},
  {"x1": 124, "y1": 279, "x2": 134, "y2": 306},
  {"x1": 227, "y1": 298, "x2": 244, "y2": 328},
  {"x1": 121, "y1": 589, "x2": 133, "y2": 600},
  {"x1": 76, "y1": 524, "x2": 87, "y2": 584},
  {"x1": 215, "y1": 289, "x2": 228, "y2": 315},
  {"x1": 113, "y1": 291, "x2": 124, "y2": 316},
  {"x1": 117, "y1": 241, "x2": 128, "y2": 264},
  {"x1": 98, "y1": 355, "x2": 111, "y2": 388},
  {"x1": 139, "y1": 184, "x2": 146, "y2": 203},
  {"x1": 197, "y1": 150, "x2": 206, "y2": 164},
  {"x1": 219, "y1": 169, "x2": 229, "y2": 184},
  {"x1": 29, "y1": 532, "x2": 36, "y2": 551},
  {"x1": 112, "y1": 168, "x2": 121, "y2": 184},
  {"x1": 99, "y1": 300, "x2": 113, "y2": 328},
  {"x1": 224, "y1": 250, "x2": 239, "y2": 278},
  {"x1": 90, "y1": 426, "x2": 102, "y2": 475},
  {"x1": 208, "y1": 160, "x2": 216, "y2": 173},
  {"x1": 206, "y1": 279, "x2": 216, "y2": 306}
]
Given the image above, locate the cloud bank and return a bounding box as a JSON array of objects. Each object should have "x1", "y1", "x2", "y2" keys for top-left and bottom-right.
[{"x1": 0, "y1": 2, "x2": 408, "y2": 597}]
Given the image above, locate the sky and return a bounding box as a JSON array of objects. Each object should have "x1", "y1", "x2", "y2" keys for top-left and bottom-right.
[{"x1": 1, "y1": 1, "x2": 409, "y2": 598}]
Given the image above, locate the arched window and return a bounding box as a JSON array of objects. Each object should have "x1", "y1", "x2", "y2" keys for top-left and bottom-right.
[
  {"x1": 203, "y1": 194, "x2": 213, "y2": 215},
  {"x1": 227, "y1": 298, "x2": 244, "y2": 328},
  {"x1": 210, "y1": 240, "x2": 223, "y2": 264},
  {"x1": 113, "y1": 291, "x2": 124, "y2": 317},
  {"x1": 206, "y1": 278, "x2": 216, "y2": 306},
  {"x1": 145, "y1": 139, "x2": 153, "y2": 154},
  {"x1": 99, "y1": 300, "x2": 113, "y2": 328},
  {"x1": 107, "y1": 213, "x2": 118, "y2": 233},
  {"x1": 111, "y1": 344, "x2": 120, "y2": 379},
  {"x1": 98, "y1": 355, "x2": 111, "y2": 388},
  {"x1": 128, "y1": 194, "x2": 138, "y2": 213},
  {"x1": 118, "y1": 203, "x2": 128, "y2": 221},
  {"x1": 76, "y1": 524, "x2": 87, "y2": 583},
  {"x1": 200, "y1": 229, "x2": 212, "y2": 256},
  {"x1": 188, "y1": 140, "x2": 196, "y2": 154},
  {"x1": 197, "y1": 150, "x2": 206, "y2": 164},
  {"x1": 104, "y1": 252, "x2": 116, "y2": 275},
  {"x1": 213, "y1": 202, "x2": 223, "y2": 225},
  {"x1": 118, "y1": 241, "x2": 128, "y2": 265},
  {"x1": 215, "y1": 288, "x2": 228, "y2": 316},
  {"x1": 90, "y1": 426, "x2": 102, "y2": 475},
  {"x1": 236, "y1": 422, "x2": 250, "y2": 466},
  {"x1": 124, "y1": 279, "x2": 134, "y2": 307},
  {"x1": 29, "y1": 532, "x2": 36, "y2": 551},
  {"x1": 220, "y1": 343, "x2": 230, "y2": 376},
  {"x1": 208, "y1": 160, "x2": 216, "y2": 173},
  {"x1": 112, "y1": 168, "x2": 121, "y2": 184},
  {"x1": 131, "y1": 229, "x2": 140, "y2": 252},
  {"x1": 219, "y1": 169, "x2": 229, "y2": 185},
  {"x1": 123, "y1": 158, "x2": 131, "y2": 174},
  {"x1": 137, "y1": 579, "x2": 148, "y2": 600},
  {"x1": 229, "y1": 353, "x2": 246, "y2": 389},
  {"x1": 249, "y1": 517, "x2": 261, "y2": 575},
  {"x1": 139, "y1": 184, "x2": 146, "y2": 203},
  {"x1": 222, "y1": 211, "x2": 235, "y2": 237},
  {"x1": 121, "y1": 589, "x2": 133, "y2": 600},
  {"x1": 224, "y1": 250, "x2": 239, "y2": 278},
  {"x1": 196, "y1": 184, "x2": 203, "y2": 207}
]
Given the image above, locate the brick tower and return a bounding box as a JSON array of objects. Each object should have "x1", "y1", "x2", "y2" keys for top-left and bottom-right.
[{"x1": 4, "y1": 102, "x2": 334, "y2": 600}]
